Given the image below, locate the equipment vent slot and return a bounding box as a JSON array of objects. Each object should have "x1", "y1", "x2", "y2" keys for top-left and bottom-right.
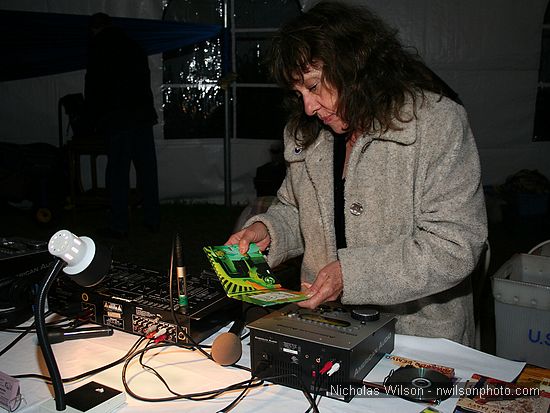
[{"x1": 274, "y1": 361, "x2": 302, "y2": 388}]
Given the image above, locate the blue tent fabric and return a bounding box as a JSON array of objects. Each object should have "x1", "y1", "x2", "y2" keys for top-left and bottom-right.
[{"x1": 0, "y1": 10, "x2": 221, "y2": 81}]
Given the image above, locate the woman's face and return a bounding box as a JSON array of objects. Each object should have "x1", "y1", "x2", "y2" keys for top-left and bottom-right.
[{"x1": 292, "y1": 66, "x2": 348, "y2": 134}]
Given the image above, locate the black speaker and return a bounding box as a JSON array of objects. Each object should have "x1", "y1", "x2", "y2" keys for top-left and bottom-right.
[{"x1": 0, "y1": 237, "x2": 53, "y2": 328}]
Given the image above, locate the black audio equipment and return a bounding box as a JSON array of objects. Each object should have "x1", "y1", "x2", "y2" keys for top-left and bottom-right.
[
  {"x1": 248, "y1": 302, "x2": 396, "y2": 402},
  {"x1": 0, "y1": 237, "x2": 53, "y2": 328},
  {"x1": 48, "y1": 262, "x2": 240, "y2": 344}
]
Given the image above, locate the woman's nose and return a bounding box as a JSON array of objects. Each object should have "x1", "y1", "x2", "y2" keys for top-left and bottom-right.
[{"x1": 302, "y1": 94, "x2": 318, "y2": 116}]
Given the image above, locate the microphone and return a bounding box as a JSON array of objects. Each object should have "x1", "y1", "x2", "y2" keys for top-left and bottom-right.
[
  {"x1": 48, "y1": 230, "x2": 111, "y2": 287},
  {"x1": 211, "y1": 319, "x2": 246, "y2": 366},
  {"x1": 47, "y1": 326, "x2": 114, "y2": 344},
  {"x1": 174, "y1": 233, "x2": 188, "y2": 307}
]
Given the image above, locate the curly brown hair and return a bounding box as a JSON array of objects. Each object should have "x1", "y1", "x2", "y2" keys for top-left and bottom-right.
[{"x1": 269, "y1": 1, "x2": 457, "y2": 147}]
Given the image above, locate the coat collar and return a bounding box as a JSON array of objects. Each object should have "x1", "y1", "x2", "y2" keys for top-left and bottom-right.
[
  {"x1": 284, "y1": 94, "x2": 421, "y2": 161},
  {"x1": 369, "y1": 96, "x2": 420, "y2": 146}
]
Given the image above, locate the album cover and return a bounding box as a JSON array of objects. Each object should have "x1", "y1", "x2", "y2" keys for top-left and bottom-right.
[
  {"x1": 453, "y1": 373, "x2": 550, "y2": 413},
  {"x1": 379, "y1": 354, "x2": 455, "y2": 379},
  {"x1": 203, "y1": 243, "x2": 309, "y2": 306},
  {"x1": 516, "y1": 365, "x2": 550, "y2": 393}
]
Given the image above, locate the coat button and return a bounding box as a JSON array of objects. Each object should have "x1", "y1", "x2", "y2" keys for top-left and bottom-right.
[
  {"x1": 349, "y1": 202, "x2": 364, "y2": 216},
  {"x1": 294, "y1": 146, "x2": 302, "y2": 154}
]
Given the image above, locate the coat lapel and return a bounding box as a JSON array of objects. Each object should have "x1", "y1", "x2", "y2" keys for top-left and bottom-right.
[{"x1": 304, "y1": 131, "x2": 338, "y2": 260}]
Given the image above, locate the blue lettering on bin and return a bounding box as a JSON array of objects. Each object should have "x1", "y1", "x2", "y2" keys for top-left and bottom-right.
[
  {"x1": 528, "y1": 329, "x2": 541, "y2": 344},
  {"x1": 528, "y1": 329, "x2": 550, "y2": 346}
]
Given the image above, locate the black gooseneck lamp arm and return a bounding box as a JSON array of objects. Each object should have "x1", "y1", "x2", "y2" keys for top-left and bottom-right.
[
  {"x1": 34, "y1": 258, "x2": 68, "y2": 411},
  {"x1": 37, "y1": 230, "x2": 112, "y2": 411}
]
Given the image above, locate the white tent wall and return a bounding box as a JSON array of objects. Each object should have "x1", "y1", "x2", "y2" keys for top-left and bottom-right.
[
  {"x1": 1, "y1": 0, "x2": 549, "y2": 204},
  {"x1": 356, "y1": 0, "x2": 550, "y2": 185}
]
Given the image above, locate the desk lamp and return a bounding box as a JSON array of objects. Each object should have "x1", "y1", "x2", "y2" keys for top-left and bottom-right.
[{"x1": 36, "y1": 230, "x2": 111, "y2": 411}]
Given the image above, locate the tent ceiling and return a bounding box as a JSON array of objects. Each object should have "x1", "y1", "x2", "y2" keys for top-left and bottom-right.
[{"x1": 0, "y1": 10, "x2": 221, "y2": 81}]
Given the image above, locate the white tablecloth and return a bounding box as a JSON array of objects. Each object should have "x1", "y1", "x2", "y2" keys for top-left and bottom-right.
[{"x1": 0, "y1": 322, "x2": 524, "y2": 413}]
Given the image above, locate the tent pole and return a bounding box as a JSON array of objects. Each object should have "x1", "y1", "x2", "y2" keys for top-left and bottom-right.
[{"x1": 223, "y1": 0, "x2": 232, "y2": 207}]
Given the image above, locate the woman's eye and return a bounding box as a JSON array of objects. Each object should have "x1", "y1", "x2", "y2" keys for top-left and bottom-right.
[{"x1": 308, "y1": 83, "x2": 318, "y2": 92}]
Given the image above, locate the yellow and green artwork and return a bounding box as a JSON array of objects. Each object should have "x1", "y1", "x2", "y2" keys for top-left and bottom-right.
[{"x1": 203, "y1": 243, "x2": 308, "y2": 306}]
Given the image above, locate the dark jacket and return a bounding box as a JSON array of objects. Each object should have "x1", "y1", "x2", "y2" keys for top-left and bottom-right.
[{"x1": 84, "y1": 26, "x2": 157, "y2": 132}]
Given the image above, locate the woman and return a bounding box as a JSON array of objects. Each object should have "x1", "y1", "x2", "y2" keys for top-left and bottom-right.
[{"x1": 226, "y1": 1, "x2": 487, "y2": 345}]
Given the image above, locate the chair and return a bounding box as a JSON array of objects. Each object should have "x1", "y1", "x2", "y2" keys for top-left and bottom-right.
[{"x1": 58, "y1": 93, "x2": 108, "y2": 208}]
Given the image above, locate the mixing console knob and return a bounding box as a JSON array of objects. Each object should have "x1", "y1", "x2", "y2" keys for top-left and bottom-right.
[{"x1": 350, "y1": 307, "x2": 380, "y2": 322}]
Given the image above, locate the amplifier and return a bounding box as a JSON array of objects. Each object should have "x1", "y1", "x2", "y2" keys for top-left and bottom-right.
[
  {"x1": 48, "y1": 262, "x2": 239, "y2": 344},
  {"x1": 248, "y1": 302, "x2": 396, "y2": 402},
  {"x1": 0, "y1": 237, "x2": 53, "y2": 328}
]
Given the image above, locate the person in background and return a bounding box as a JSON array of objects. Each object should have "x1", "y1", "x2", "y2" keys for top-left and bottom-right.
[
  {"x1": 226, "y1": 1, "x2": 487, "y2": 346},
  {"x1": 85, "y1": 12, "x2": 160, "y2": 238}
]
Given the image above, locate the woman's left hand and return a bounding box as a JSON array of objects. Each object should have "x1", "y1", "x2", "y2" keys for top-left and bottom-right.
[{"x1": 297, "y1": 260, "x2": 343, "y2": 309}]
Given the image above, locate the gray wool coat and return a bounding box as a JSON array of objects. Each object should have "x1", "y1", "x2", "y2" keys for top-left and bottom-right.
[{"x1": 246, "y1": 92, "x2": 488, "y2": 346}]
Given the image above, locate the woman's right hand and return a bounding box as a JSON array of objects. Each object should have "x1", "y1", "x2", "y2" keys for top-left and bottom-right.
[{"x1": 225, "y1": 222, "x2": 271, "y2": 254}]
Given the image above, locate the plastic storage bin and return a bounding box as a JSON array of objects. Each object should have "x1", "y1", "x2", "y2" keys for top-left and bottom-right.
[{"x1": 491, "y1": 253, "x2": 550, "y2": 368}]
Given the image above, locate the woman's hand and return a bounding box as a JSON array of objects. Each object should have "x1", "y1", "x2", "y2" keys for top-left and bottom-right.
[
  {"x1": 298, "y1": 260, "x2": 343, "y2": 309},
  {"x1": 225, "y1": 222, "x2": 271, "y2": 255}
]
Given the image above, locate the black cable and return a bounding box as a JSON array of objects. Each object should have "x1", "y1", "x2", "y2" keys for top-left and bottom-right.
[
  {"x1": 216, "y1": 381, "x2": 252, "y2": 413},
  {"x1": 1, "y1": 313, "x2": 77, "y2": 334},
  {"x1": 307, "y1": 367, "x2": 327, "y2": 413},
  {"x1": 0, "y1": 325, "x2": 32, "y2": 358},
  {"x1": 0, "y1": 311, "x2": 52, "y2": 358},
  {"x1": 137, "y1": 339, "x2": 181, "y2": 397},
  {"x1": 56, "y1": 328, "x2": 201, "y2": 384},
  {"x1": 219, "y1": 361, "x2": 319, "y2": 413},
  {"x1": 13, "y1": 335, "x2": 147, "y2": 382},
  {"x1": 121, "y1": 343, "x2": 265, "y2": 402},
  {"x1": 3, "y1": 309, "x2": 95, "y2": 335},
  {"x1": 250, "y1": 360, "x2": 318, "y2": 412},
  {"x1": 8, "y1": 277, "x2": 316, "y2": 412},
  {"x1": 259, "y1": 373, "x2": 319, "y2": 413},
  {"x1": 305, "y1": 367, "x2": 320, "y2": 413},
  {"x1": 249, "y1": 362, "x2": 319, "y2": 413},
  {"x1": 62, "y1": 336, "x2": 146, "y2": 383},
  {"x1": 229, "y1": 363, "x2": 251, "y2": 373},
  {"x1": 134, "y1": 339, "x2": 245, "y2": 399},
  {"x1": 315, "y1": 366, "x2": 325, "y2": 409},
  {"x1": 23, "y1": 329, "x2": 312, "y2": 412}
]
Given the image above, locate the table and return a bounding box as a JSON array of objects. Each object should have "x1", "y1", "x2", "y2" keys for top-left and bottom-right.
[{"x1": 0, "y1": 322, "x2": 525, "y2": 413}]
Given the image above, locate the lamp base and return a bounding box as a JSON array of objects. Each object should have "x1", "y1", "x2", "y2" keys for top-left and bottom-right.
[{"x1": 39, "y1": 381, "x2": 126, "y2": 413}]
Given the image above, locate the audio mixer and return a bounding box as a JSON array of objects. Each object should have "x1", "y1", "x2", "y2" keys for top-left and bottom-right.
[{"x1": 48, "y1": 261, "x2": 239, "y2": 344}]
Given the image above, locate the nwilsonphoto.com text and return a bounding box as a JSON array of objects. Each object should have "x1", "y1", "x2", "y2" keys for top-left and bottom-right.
[{"x1": 329, "y1": 383, "x2": 543, "y2": 399}]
